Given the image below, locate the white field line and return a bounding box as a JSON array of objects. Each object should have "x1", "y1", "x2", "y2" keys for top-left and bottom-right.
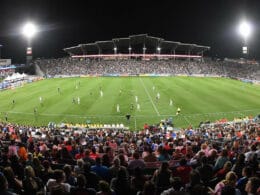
[
  {"x1": 139, "y1": 78, "x2": 160, "y2": 116},
  {"x1": 183, "y1": 115, "x2": 192, "y2": 125}
]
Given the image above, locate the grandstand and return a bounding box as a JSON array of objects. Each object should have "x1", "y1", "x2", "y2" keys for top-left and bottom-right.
[
  {"x1": 29, "y1": 34, "x2": 259, "y2": 81},
  {"x1": 63, "y1": 34, "x2": 210, "y2": 59}
]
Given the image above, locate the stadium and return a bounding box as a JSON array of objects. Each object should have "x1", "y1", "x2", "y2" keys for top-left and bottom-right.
[
  {"x1": 1, "y1": 34, "x2": 260, "y2": 130},
  {"x1": 0, "y1": 2, "x2": 260, "y2": 195}
]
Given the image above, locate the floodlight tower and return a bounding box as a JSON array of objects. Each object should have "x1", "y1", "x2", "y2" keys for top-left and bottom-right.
[
  {"x1": 238, "y1": 20, "x2": 252, "y2": 57},
  {"x1": 22, "y1": 22, "x2": 37, "y2": 65}
]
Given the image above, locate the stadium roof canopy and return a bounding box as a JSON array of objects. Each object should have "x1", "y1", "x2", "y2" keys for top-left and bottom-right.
[{"x1": 64, "y1": 34, "x2": 210, "y2": 56}]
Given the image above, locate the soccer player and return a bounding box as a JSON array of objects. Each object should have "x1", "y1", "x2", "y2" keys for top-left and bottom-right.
[
  {"x1": 100, "y1": 90, "x2": 103, "y2": 97},
  {"x1": 77, "y1": 97, "x2": 80, "y2": 104},
  {"x1": 176, "y1": 107, "x2": 181, "y2": 115},
  {"x1": 152, "y1": 86, "x2": 155, "y2": 91},
  {"x1": 57, "y1": 87, "x2": 61, "y2": 94},
  {"x1": 117, "y1": 104, "x2": 120, "y2": 112},
  {"x1": 157, "y1": 92, "x2": 160, "y2": 99},
  {"x1": 126, "y1": 114, "x2": 131, "y2": 121},
  {"x1": 135, "y1": 95, "x2": 138, "y2": 103},
  {"x1": 39, "y1": 96, "x2": 43, "y2": 105},
  {"x1": 130, "y1": 103, "x2": 134, "y2": 110},
  {"x1": 169, "y1": 99, "x2": 173, "y2": 106},
  {"x1": 12, "y1": 99, "x2": 15, "y2": 105},
  {"x1": 137, "y1": 103, "x2": 140, "y2": 111},
  {"x1": 4, "y1": 112, "x2": 8, "y2": 121},
  {"x1": 34, "y1": 107, "x2": 37, "y2": 115},
  {"x1": 72, "y1": 97, "x2": 76, "y2": 104}
]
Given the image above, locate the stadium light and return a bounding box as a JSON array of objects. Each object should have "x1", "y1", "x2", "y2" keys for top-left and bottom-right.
[
  {"x1": 143, "y1": 47, "x2": 146, "y2": 55},
  {"x1": 238, "y1": 20, "x2": 252, "y2": 56},
  {"x1": 128, "y1": 47, "x2": 132, "y2": 55},
  {"x1": 22, "y1": 22, "x2": 37, "y2": 39},
  {"x1": 22, "y1": 22, "x2": 38, "y2": 65},
  {"x1": 238, "y1": 20, "x2": 252, "y2": 42},
  {"x1": 113, "y1": 47, "x2": 117, "y2": 54}
]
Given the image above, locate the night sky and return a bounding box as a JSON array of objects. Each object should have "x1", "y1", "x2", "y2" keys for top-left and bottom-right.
[{"x1": 0, "y1": 0, "x2": 260, "y2": 63}]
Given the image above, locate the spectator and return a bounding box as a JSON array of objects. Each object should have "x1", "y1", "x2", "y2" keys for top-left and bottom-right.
[
  {"x1": 236, "y1": 167, "x2": 253, "y2": 195},
  {"x1": 152, "y1": 161, "x2": 172, "y2": 194},
  {"x1": 97, "y1": 180, "x2": 114, "y2": 195},
  {"x1": 0, "y1": 172, "x2": 17, "y2": 195},
  {"x1": 70, "y1": 174, "x2": 96, "y2": 195},
  {"x1": 214, "y1": 149, "x2": 229, "y2": 172},
  {"x1": 110, "y1": 167, "x2": 130, "y2": 195},
  {"x1": 130, "y1": 167, "x2": 148, "y2": 194},
  {"x1": 143, "y1": 147, "x2": 157, "y2": 162},
  {"x1": 136, "y1": 181, "x2": 156, "y2": 195},
  {"x1": 244, "y1": 177, "x2": 260, "y2": 195},
  {"x1": 74, "y1": 159, "x2": 85, "y2": 175},
  {"x1": 46, "y1": 169, "x2": 71, "y2": 194},
  {"x1": 128, "y1": 152, "x2": 145, "y2": 170},
  {"x1": 83, "y1": 162, "x2": 100, "y2": 191},
  {"x1": 91, "y1": 157, "x2": 110, "y2": 181},
  {"x1": 232, "y1": 153, "x2": 246, "y2": 179},
  {"x1": 196, "y1": 156, "x2": 213, "y2": 185},
  {"x1": 22, "y1": 166, "x2": 43, "y2": 195},
  {"x1": 63, "y1": 164, "x2": 77, "y2": 186},
  {"x1": 213, "y1": 171, "x2": 240, "y2": 195},
  {"x1": 174, "y1": 158, "x2": 192, "y2": 185}
]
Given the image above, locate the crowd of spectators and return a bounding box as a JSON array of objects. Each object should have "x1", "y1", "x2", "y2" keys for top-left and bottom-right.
[
  {"x1": 0, "y1": 117, "x2": 259, "y2": 195},
  {"x1": 32, "y1": 57, "x2": 260, "y2": 80},
  {"x1": 0, "y1": 57, "x2": 259, "y2": 194}
]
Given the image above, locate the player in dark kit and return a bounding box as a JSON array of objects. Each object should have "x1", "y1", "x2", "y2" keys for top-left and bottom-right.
[
  {"x1": 130, "y1": 103, "x2": 134, "y2": 110},
  {"x1": 126, "y1": 114, "x2": 131, "y2": 121}
]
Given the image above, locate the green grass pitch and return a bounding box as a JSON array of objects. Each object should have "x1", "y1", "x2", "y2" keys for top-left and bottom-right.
[{"x1": 0, "y1": 77, "x2": 260, "y2": 130}]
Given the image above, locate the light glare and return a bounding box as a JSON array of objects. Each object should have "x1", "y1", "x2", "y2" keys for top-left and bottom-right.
[
  {"x1": 22, "y1": 22, "x2": 37, "y2": 39},
  {"x1": 239, "y1": 21, "x2": 252, "y2": 39}
]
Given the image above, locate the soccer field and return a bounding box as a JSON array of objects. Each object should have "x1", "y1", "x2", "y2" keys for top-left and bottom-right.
[{"x1": 0, "y1": 77, "x2": 260, "y2": 130}]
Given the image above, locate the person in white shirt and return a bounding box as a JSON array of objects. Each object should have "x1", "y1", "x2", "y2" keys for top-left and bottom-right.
[
  {"x1": 169, "y1": 99, "x2": 173, "y2": 106},
  {"x1": 245, "y1": 144, "x2": 257, "y2": 162},
  {"x1": 135, "y1": 95, "x2": 138, "y2": 103},
  {"x1": 137, "y1": 103, "x2": 140, "y2": 111},
  {"x1": 157, "y1": 92, "x2": 160, "y2": 99},
  {"x1": 116, "y1": 104, "x2": 120, "y2": 112},
  {"x1": 39, "y1": 96, "x2": 43, "y2": 104}
]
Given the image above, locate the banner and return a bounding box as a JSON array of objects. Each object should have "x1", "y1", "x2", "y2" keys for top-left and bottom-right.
[{"x1": 0, "y1": 59, "x2": 11, "y2": 66}]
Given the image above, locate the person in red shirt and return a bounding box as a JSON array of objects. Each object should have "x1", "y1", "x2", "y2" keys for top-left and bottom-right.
[
  {"x1": 214, "y1": 161, "x2": 232, "y2": 181},
  {"x1": 75, "y1": 147, "x2": 85, "y2": 160},
  {"x1": 89, "y1": 147, "x2": 99, "y2": 160},
  {"x1": 174, "y1": 158, "x2": 192, "y2": 184},
  {"x1": 65, "y1": 140, "x2": 72, "y2": 152}
]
